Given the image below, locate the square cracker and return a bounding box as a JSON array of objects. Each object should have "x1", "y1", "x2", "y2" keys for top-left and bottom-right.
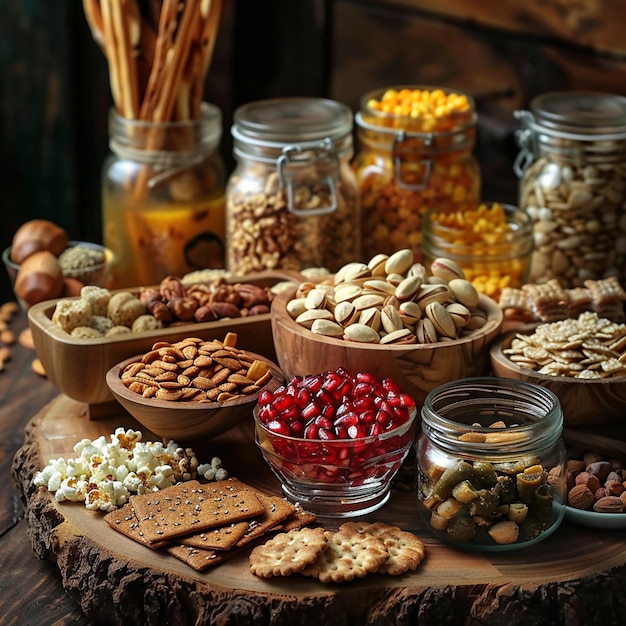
[
  {"x1": 165, "y1": 544, "x2": 229, "y2": 571},
  {"x1": 104, "y1": 504, "x2": 168, "y2": 549},
  {"x1": 131, "y1": 480, "x2": 265, "y2": 544},
  {"x1": 236, "y1": 493, "x2": 297, "y2": 547},
  {"x1": 178, "y1": 521, "x2": 249, "y2": 551}
]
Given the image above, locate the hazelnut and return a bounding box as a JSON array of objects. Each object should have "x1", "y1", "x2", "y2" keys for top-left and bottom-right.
[
  {"x1": 593, "y1": 496, "x2": 625, "y2": 514},
  {"x1": 567, "y1": 484, "x2": 594, "y2": 510},
  {"x1": 575, "y1": 471, "x2": 601, "y2": 494}
]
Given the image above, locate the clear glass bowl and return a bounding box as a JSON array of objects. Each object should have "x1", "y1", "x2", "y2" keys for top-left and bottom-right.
[{"x1": 254, "y1": 404, "x2": 416, "y2": 518}]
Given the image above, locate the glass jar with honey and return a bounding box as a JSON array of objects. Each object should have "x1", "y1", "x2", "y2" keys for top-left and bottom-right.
[
  {"x1": 354, "y1": 86, "x2": 481, "y2": 261},
  {"x1": 102, "y1": 102, "x2": 226, "y2": 288}
]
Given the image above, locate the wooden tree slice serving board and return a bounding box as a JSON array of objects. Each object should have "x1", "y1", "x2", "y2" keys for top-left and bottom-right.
[{"x1": 12, "y1": 394, "x2": 626, "y2": 625}]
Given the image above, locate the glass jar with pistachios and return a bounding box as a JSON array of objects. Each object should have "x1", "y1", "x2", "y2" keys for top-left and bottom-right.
[
  {"x1": 514, "y1": 91, "x2": 626, "y2": 289},
  {"x1": 226, "y1": 98, "x2": 360, "y2": 275},
  {"x1": 417, "y1": 377, "x2": 566, "y2": 551},
  {"x1": 354, "y1": 86, "x2": 481, "y2": 262}
]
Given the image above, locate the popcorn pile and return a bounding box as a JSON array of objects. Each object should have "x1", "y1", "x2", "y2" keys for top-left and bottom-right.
[{"x1": 33, "y1": 427, "x2": 228, "y2": 512}]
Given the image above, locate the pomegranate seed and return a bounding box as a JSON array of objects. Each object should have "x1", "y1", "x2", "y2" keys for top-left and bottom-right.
[
  {"x1": 266, "y1": 420, "x2": 290, "y2": 436},
  {"x1": 314, "y1": 415, "x2": 333, "y2": 430},
  {"x1": 354, "y1": 396, "x2": 376, "y2": 412},
  {"x1": 315, "y1": 388, "x2": 335, "y2": 407},
  {"x1": 301, "y1": 400, "x2": 321, "y2": 421},
  {"x1": 334, "y1": 413, "x2": 359, "y2": 428},
  {"x1": 382, "y1": 377, "x2": 402, "y2": 394},
  {"x1": 376, "y1": 409, "x2": 393, "y2": 429},
  {"x1": 295, "y1": 387, "x2": 312, "y2": 408},
  {"x1": 304, "y1": 423, "x2": 320, "y2": 439},
  {"x1": 318, "y1": 428, "x2": 335, "y2": 440},
  {"x1": 259, "y1": 389, "x2": 274, "y2": 406}
]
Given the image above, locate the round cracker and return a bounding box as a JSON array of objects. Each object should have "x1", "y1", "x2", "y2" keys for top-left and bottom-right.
[
  {"x1": 249, "y1": 527, "x2": 327, "y2": 578},
  {"x1": 300, "y1": 528, "x2": 389, "y2": 583},
  {"x1": 340, "y1": 521, "x2": 426, "y2": 576}
]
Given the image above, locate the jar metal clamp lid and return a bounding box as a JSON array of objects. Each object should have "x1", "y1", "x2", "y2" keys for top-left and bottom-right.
[
  {"x1": 513, "y1": 91, "x2": 626, "y2": 177},
  {"x1": 231, "y1": 97, "x2": 354, "y2": 216}
]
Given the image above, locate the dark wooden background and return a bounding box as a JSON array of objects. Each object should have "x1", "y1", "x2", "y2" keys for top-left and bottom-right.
[{"x1": 2, "y1": 0, "x2": 626, "y2": 302}]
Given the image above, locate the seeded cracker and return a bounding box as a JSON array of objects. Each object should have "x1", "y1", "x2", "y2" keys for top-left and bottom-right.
[
  {"x1": 165, "y1": 544, "x2": 230, "y2": 571},
  {"x1": 131, "y1": 479, "x2": 265, "y2": 544},
  {"x1": 178, "y1": 520, "x2": 249, "y2": 550},
  {"x1": 104, "y1": 505, "x2": 168, "y2": 549},
  {"x1": 236, "y1": 493, "x2": 297, "y2": 547},
  {"x1": 249, "y1": 527, "x2": 328, "y2": 578}
]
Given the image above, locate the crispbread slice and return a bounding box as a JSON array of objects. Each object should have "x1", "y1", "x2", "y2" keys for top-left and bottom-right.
[
  {"x1": 249, "y1": 527, "x2": 328, "y2": 578},
  {"x1": 279, "y1": 503, "x2": 317, "y2": 532},
  {"x1": 339, "y1": 521, "x2": 426, "y2": 575},
  {"x1": 178, "y1": 520, "x2": 249, "y2": 550},
  {"x1": 104, "y1": 504, "x2": 168, "y2": 549},
  {"x1": 165, "y1": 544, "x2": 230, "y2": 571},
  {"x1": 131, "y1": 479, "x2": 265, "y2": 544},
  {"x1": 236, "y1": 493, "x2": 296, "y2": 547},
  {"x1": 300, "y1": 528, "x2": 389, "y2": 583}
]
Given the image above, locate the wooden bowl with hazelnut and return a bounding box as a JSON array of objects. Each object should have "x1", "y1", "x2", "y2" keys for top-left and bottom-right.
[
  {"x1": 27, "y1": 271, "x2": 296, "y2": 409},
  {"x1": 271, "y1": 251, "x2": 504, "y2": 409}
]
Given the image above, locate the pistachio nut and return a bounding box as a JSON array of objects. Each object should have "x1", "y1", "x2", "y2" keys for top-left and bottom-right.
[
  {"x1": 343, "y1": 323, "x2": 380, "y2": 343},
  {"x1": 446, "y1": 302, "x2": 472, "y2": 328},
  {"x1": 310, "y1": 318, "x2": 345, "y2": 337},
  {"x1": 367, "y1": 253, "x2": 389, "y2": 276},
  {"x1": 333, "y1": 301, "x2": 358, "y2": 327},
  {"x1": 380, "y1": 328, "x2": 416, "y2": 345},
  {"x1": 363, "y1": 279, "x2": 397, "y2": 297},
  {"x1": 286, "y1": 297, "x2": 307, "y2": 319},
  {"x1": 395, "y1": 275, "x2": 421, "y2": 301},
  {"x1": 430, "y1": 257, "x2": 465, "y2": 282},
  {"x1": 304, "y1": 288, "x2": 327, "y2": 310},
  {"x1": 425, "y1": 301, "x2": 457, "y2": 339},
  {"x1": 414, "y1": 283, "x2": 452, "y2": 308},
  {"x1": 295, "y1": 308, "x2": 334, "y2": 328},
  {"x1": 381, "y1": 304, "x2": 404, "y2": 334},
  {"x1": 352, "y1": 293, "x2": 386, "y2": 311},
  {"x1": 358, "y1": 306, "x2": 382, "y2": 331},
  {"x1": 416, "y1": 317, "x2": 438, "y2": 344},
  {"x1": 448, "y1": 278, "x2": 480, "y2": 308},
  {"x1": 334, "y1": 284, "x2": 363, "y2": 303},
  {"x1": 385, "y1": 248, "x2": 414, "y2": 275}
]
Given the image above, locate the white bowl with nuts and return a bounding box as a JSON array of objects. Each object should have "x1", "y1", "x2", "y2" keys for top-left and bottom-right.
[
  {"x1": 106, "y1": 334, "x2": 284, "y2": 442},
  {"x1": 271, "y1": 250, "x2": 503, "y2": 408}
]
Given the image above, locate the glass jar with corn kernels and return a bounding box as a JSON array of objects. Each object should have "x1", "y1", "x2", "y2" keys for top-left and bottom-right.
[
  {"x1": 417, "y1": 378, "x2": 566, "y2": 552},
  {"x1": 514, "y1": 91, "x2": 626, "y2": 289},
  {"x1": 354, "y1": 86, "x2": 480, "y2": 261},
  {"x1": 421, "y1": 202, "x2": 533, "y2": 301},
  {"x1": 226, "y1": 98, "x2": 360, "y2": 275}
]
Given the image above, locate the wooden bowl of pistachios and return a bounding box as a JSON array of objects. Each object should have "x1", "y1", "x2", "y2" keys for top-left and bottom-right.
[{"x1": 271, "y1": 250, "x2": 504, "y2": 409}]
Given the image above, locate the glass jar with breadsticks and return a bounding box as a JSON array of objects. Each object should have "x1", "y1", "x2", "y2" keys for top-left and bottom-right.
[{"x1": 83, "y1": 1, "x2": 227, "y2": 288}]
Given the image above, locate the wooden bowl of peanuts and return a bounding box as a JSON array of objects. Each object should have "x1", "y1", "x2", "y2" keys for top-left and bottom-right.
[
  {"x1": 490, "y1": 315, "x2": 626, "y2": 426},
  {"x1": 271, "y1": 250, "x2": 504, "y2": 409},
  {"x1": 105, "y1": 335, "x2": 284, "y2": 442}
]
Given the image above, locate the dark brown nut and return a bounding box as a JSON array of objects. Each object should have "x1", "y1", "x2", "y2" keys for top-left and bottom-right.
[
  {"x1": 593, "y1": 496, "x2": 625, "y2": 513},
  {"x1": 594, "y1": 488, "x2": 607, "y2": 500},
  {"x1": 139, "y1": 287, "x2": 162, "y2": 307},
  {"x1": 575, "y1": 471, "x2": 601, "y2": 494},
  {"x1": 194, "y1": 306, "x2": 219, "y2": 323},
  {"x1": 567, "y1": 484, "x2": 594, "y2": 510},
  {"x1": 586, "y1": 461, "x2": 612, "y2": 481},
  {"x1": 248, "y1": 304, "x2": 270, "y2": 316},
  {"x1": 567, "y1": 459, "x2": 586, "y2": 476},
  {"x1": 151, "y1": 301, "x2": 175, "y2": 323},
  {"x1": 209, "y1": 282, "x2": 241, "y2": 306},
  {"x1": 236, "y1": 283, "x2": 272, "y2": 308},
  {"x1": 195, "y1": 302, "x2": 242, "y2": 323},
  {"x1": 159, "y1": 276, "x2": 187, "y2": 301},
  {"x1": 169, "y1": 296, "x2": 199, "y2": 321}
]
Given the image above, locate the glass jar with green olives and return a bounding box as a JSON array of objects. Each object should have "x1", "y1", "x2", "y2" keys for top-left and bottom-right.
[{"x1": 417, "y1": 377, "x2": 566, "y2": 551}]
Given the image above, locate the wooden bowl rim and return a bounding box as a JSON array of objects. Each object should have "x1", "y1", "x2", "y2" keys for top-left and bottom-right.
[
  {"x1": 490, "y1": 325, "x2": 626, "y2": 386},
  {"x1": 27, "y1": 269, "x2": 296, "y2": 347},
  {"x1": 106, "y1": 351, "x2": 284, "y2": 412},
  {"x1": 272, "y1": 286, "x2": 503, "y2": 350}
]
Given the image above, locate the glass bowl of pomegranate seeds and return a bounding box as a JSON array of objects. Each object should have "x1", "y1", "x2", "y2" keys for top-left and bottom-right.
[{"x1": 254, "y1": 367, "x2": 417, "y2": 518}]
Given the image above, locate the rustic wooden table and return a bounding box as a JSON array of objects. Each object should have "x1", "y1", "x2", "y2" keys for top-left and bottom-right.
[
  {"x1": 1, "y1": 310, "x2": 92, "y2": 625},
  {"x1": 4, "y1": 306, "x2": 626, "y2": 626}
]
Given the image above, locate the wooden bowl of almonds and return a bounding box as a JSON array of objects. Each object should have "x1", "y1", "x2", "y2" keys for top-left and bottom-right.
[
  {"x1": 271, "y1": 250, "x2": 503, "y2": 409},
  {"x1": 105, "y1": 335, "x2": 284, "y2": 442},
  {"x1": 490, "y1": 313, "x2": 626, "y2": 426}
]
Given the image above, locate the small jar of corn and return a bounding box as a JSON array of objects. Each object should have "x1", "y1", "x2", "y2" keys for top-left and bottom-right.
[
  {"x1": 354, "y1": 85, "x2": 480, "y2": 262},
  {"x1": 421, "y1": 201, "x2": 533, "y2": 301}
]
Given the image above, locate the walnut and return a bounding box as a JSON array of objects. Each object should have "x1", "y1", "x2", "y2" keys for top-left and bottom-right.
[
  {"x1": 195, "y1": 302, "x2": 241, "y2": 323},
  {"x1": 169, "y1": 296, "x2": 199, "y2": 321},
  {"x1": 151, "y1": 301, "x2": 175, "y2": 323},
  {"x1": 159, "y1": 276, "x2": 187, "y2": 301}
]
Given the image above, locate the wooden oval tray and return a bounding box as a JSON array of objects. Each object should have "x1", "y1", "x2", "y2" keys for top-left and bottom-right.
[{"x1": 13, "y1": 394, "x2": 626, "y2": 625}]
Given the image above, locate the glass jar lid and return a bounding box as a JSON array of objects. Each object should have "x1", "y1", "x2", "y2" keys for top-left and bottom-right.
[
  {"x1": 232, "y1": 97, "x2": 353, "y2": 149},
  {"x1": 530, "y1": 91, "x2": 626, "y2": 137}
]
